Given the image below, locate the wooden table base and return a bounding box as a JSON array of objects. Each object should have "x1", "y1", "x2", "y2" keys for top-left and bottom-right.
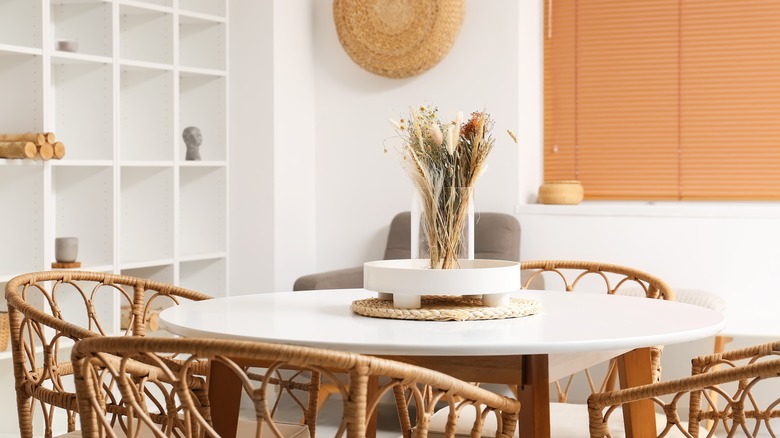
[
  {"x1": 518, "y1": 354, "x2": 551, "y2": 437},
  {"x1": 206, "y1": 349, "x2": 658, "y2": 438},
  {"x1": 617, "y1": 347, "x2": 657, "y2": 438}
]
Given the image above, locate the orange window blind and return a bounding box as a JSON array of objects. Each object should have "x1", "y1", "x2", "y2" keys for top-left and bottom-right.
[{"x1": 544, "y1": 0, "x2": 780, "y2": 200}]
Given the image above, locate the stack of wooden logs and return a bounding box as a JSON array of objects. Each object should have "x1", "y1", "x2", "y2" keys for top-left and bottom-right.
[{"x1": 0, "y1": 132, "x2": 66, "y2": 160}]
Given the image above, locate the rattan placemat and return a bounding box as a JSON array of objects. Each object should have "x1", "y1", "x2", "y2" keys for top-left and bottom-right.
[{"x1": 351, "y1": 295, "x2": 541, "y2": 321}]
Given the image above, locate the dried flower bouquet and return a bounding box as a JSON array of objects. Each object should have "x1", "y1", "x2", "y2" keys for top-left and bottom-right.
[{"x1": 390, "y1": 106, "x2": 497, "y2": 269}]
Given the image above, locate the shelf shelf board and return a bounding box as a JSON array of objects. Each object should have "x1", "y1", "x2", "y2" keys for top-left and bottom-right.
[
  {"x1": 50, "y1": 159, "x2": 113, "y2": 167},
  {"x1": 119, "y1": 0, "x2": 173, "y2": 14},
  {"x1": 0, "y1": 44, "x2": 42, "y2": 56},
  {"x1": 0, "y1": 159, "x2": 44, "y2": 167},
  {"x1": 179, "y1": 10, "x2": 226, "y2": 24},
  {"x1": 52, "y1": 51, "x2": 112, "y2": 65},
  {"x1": 179, "y1": 66, "x2": 226, "y2": 77},
  {"x1": 52, "y1": 0, "x2": 112, "y2": 4},
  {"x1": 120, "y1": 160, "x2": 174, "y2": 167},
  {"x1": 120, "y1": 58, "x2": 174, "y2": 72},
  {"x1": 179, "y1": 252, "x2": 227, "y2": 263},
  {"x1": 179, "y1": 160, "x2": 227, "y2": 168},
  {"x1": 120, "y1": 258, "x2": 176, "y2": 270},
  {"x1": 69, "y1": 263, "x2": 114, "y2": 273}
]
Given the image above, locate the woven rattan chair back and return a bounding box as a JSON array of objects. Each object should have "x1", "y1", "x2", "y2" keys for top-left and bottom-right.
[
  {"x1": 588, "y1": 340, "x2": 780, "y2": 438},
  {"x1": 4, "y1": 271, "x2": 212, "y2": 438},
  {"x1": 520, "y1": 260, "x2": 674, "y2": 403},
  {"x1": 71, "y1": 336, "x2": 521, "y2": 438}
]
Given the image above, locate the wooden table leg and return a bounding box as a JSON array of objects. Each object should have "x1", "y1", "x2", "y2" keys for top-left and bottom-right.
[
  {"x1": 367, "y1": 375, "x2": 379, "y2": 438},
  {"x1": 208, "y1": 359, "x2": 242, "y2": 438},
  {"x1": 517, "y1": 354, "x2": 551, "y2": 438},
  {"x1": 617, "y1": 348, "x2": 657, "y2": 438}
]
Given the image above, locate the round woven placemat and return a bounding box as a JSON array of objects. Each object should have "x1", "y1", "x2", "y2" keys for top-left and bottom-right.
[
  {"x1": 333, "y1": 0, "x2": 465, "y2": 78},
  {"x1": 351, "y1": 295, "x2": 541, "y2": 322}
]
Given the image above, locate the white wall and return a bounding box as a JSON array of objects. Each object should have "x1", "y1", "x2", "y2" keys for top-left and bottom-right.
[
  {"x1": 232, "y1": 0, "x2": 530, "y2": 289},
  {"x1": 520, "y1": 203, "x2": 780, "y2": 387},
  {"x1": 230, "y1": 0, "x2": 778, "y2": 400},
  {"x1": 229, "y1": 0, "x2": 317, "y2": 294},
  {"x1": 229, "y1": 0, "x2": 275, "y2": 294},
  {"x1": 311, "y1": 0, "x2": 522, "y2": 272},
  {"x1": 272, "y1": 0, "x2": 317, "y2": 291}
]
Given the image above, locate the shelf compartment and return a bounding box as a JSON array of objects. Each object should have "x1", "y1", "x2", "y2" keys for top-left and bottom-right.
[
  {"x1": 180, "y1": 257, "x2": 225, "y2": 297},
  {"x1": 0, "y1": 166, "x2": 44, "y2": 277},
  {"x1": 179, "y1": 74, "x2": 226, "y2": 161},
  {"x1": 0, "y1": 44, "x2": 42, "y2": 56},
  {"x1": 179, "y1": 0, "x2": 225, "y2": 18},
  {"x1": 119, "y1": 4, "x2": 173, "y2": 66},
  {"x1": 179, "y1": 15, "x2": 225, "y2": 72},
  {"x1": 51, "y1": 61, "x2": 113, "y2": 160},
  {"x1": 120, "y1": 67, "x2": 174, "y2": 161},
  {"x1": 0, "y1": 0, "x2": 41, "y2": 49},
  {"x1": 53, "y1": 165, "x2": 113, "y2": 268},
  {"x1": 121, "y1": 264, "x2": 174, "y2": 284},
  {"x1": 0, "y1": 54, "x2": 43, "y2": 134},
  {"x1": 50, "y1": 1, "x2": 112, "y2": 58},
  {"x1": 120, "y1": 166, "x2": 174, "y2": 264},
  {"x1": 179, "y1": 166, "x2": 226, "y2": 257}
]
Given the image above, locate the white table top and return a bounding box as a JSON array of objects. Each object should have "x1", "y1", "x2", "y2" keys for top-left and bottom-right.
[{"x1": 159, "y1": 289, "x2": 725, "y2": 357}]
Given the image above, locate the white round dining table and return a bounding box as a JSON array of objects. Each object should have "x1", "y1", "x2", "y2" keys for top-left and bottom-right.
[
  {"x1": 160, "y1": 288, "x2": 724, "y2": 356},
  {"x1": 159, "y1": 288, "x2": 725, "y2": 438}
]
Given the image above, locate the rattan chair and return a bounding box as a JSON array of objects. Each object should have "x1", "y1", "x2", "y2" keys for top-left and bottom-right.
[
  {"x1": 4, "y1": 271, "x2": 213, "y2": 437},
  {"x1": 424, "y1": 260, "x2": 675, "y2": 437},
  {"x1": 71, "y1": 336, "x2": 521, "y2": 438},
  {"x1": 4, "y1": 271, "x2": 319, "y2": 438},
  {"x1": 588, "y1": 340, "x2": 780, "y2": 438},
  {"x1": 522, "y1": 260, "x2": 679, "y2": 437},
  {"x1": 521, "y1": 260, "x2": 675, "y2": 392}
]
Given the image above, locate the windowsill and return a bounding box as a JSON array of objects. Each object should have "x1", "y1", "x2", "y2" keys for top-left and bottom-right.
[{"x1": 516, "y1": 201, "x2": 780, "y2": 219}]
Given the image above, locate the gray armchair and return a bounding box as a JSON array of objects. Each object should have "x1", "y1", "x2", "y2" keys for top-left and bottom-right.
[{"x1": 293, "y1": 211, "x2": 521, "y2": 290}]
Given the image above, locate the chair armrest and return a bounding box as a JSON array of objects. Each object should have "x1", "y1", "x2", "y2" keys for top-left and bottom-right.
[
  {"x1": 692, "y1": 340, "x2": 780, "y2": 374},
  {"x1": 292, "y1": 266, "x2": 364, "y2": 291},
  {"x1": 587, "y1": 357, "x2": 780, "y2": 438}
]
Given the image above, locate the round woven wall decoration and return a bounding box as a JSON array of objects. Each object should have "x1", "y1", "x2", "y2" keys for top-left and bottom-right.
[{"x1": 333, "y1": 0, "x2": 465, "y2": 78}]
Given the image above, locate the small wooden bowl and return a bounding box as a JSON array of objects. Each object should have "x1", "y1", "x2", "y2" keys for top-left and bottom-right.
[{"x1": 538, "y1": 180, "x2": 584, "y2": 205}]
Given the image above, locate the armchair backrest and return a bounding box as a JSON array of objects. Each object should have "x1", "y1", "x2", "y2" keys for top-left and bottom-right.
[
  {"x1": 5, "y1": 270, "x2": 212, "y2": 438},
  {"x1": 72, "y1": 336, "x2": 521, "y2": 438},
  {"x1": 519, "y1": 260, "x2": 674, "y2": 403}
]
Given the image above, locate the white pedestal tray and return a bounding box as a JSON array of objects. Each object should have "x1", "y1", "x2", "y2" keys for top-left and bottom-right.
[{"x1": 363, "y1": 259, "x2": 521, "y2": 309}]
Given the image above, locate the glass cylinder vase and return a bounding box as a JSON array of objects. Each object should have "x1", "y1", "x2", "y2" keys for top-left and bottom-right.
[{"x1": 411, "y1": 186, "x2": 474, "y2": 269}]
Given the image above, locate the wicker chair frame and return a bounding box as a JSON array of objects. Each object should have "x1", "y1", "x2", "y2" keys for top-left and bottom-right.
[
  {"x1": 520, "y1": 260, "x2": 675, "y2": 401},
  {"x1": 588, "y1": 341, "x2": 780, "y2": 438},
  {"x1": 4, "y1": 271, "x2": 320, "y2": 438},
  {"x1": 71, "y1": 336, "x2": 521, "y2": 438}
]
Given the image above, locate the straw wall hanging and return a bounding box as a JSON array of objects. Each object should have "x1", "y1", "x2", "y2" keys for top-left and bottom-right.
[{"x1": 333, "y1": 0, "x2": 465, "y2": 78}]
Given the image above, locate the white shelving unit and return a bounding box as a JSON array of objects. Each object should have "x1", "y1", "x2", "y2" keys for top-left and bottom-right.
[{"x1": 0, "y1": 1, "x2": 228, "y2": 434}]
